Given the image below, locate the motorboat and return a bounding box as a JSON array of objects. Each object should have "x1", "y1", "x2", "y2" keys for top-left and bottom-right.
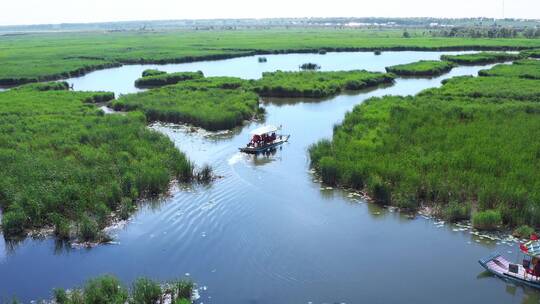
[
  {"x1": 479, "y1": 236, "x2": 540, "y2": 289},
  {"x1": 239, "y1": 125, "x2": 289, "y2": 154}
]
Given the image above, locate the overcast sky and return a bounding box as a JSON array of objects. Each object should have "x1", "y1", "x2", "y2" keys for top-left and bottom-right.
[{"x1": 1, "y1": 0, "x2": 539, "y2": 26}]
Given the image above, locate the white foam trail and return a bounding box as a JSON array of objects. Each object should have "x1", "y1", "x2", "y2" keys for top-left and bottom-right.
[{"x1": 227, "y1": 152, "x2": 244, "y2": 165}]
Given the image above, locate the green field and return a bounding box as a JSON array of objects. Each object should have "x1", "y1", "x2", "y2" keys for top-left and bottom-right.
[
  {"x1": 385, "y1": 60, "x2": 455, "y2": 77},
  {"x1": 309, "y1": 60, "x2": 540, "y2": 229},
  {"x1": 0, "y1": 84, "x2": 193, "y2": 241},
  {"x1": 253, "y1": 70, "x2": 394, "y2": 98},
  {"x1": 2, "y1": 29, "x2": 540, "y2": 85},
  {"x1": 113, "y1": 77, "x2": 261, "y2": 130},
  {"x1": 440, "y1": 52, "x2": 521, "y2": 65}
]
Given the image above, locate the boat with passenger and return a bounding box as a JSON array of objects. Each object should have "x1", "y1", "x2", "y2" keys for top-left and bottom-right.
[
  {"x1": 239, "y1": 125, "x2": 290, "y2": 154},
  {"x1": 479, "y1": 234, "x2": 540, "y2": 289}
]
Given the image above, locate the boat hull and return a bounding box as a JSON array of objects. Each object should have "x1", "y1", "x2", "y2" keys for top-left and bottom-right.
[
  {"x1": 479, "y1": 253, "x2": 540, "y2": 289},
  {"x1": 239, "y1": 135, "x2": 290, "y2": 154}
]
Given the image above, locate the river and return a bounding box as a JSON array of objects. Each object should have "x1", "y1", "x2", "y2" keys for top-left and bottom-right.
[{"x1": 0, "y1": 51, "x2": 537, "y2": 303}]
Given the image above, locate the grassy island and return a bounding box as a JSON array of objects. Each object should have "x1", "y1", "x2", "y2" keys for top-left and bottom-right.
[
  {"x1": 479, "y1": 59, "x2": 540, "y2": 79},
  {"x1": 440, "y1": 52, "x2": 521, "y2": 65},
  {"x1": 385, "y1": 60, "x2": 455, "y2": 77},
  {"x1": 113, "y1": 77, "x2": 262, "y2": 131},
  {"x1": 421, "y1": 75, "x2": 540, "y2": 101},
  {"x1": 0, "y1": 83, "x2": 193, "y2": 241},
  {"x1": 253, "y1": 70, "x2": 394, "y2": 98},
  {"x1": 134, "y1": 71, "x2": 204, "y2": 88},
  {"x1": 309, "y1": 61, "x2": 540, "y2": 229}
]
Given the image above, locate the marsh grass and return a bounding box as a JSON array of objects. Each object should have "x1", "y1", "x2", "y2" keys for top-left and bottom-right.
[
  {"x1": 473, "y1": 210, "x2": 502, "y2": 230},
  {"x1": 309, "y1": 61, "x2": 540, "y2": 229},
  {"x1": 113, "y1": 77, "x2": 261, "y2": 130},
  {"x1": 385, "y1": 60, "x2": 455, "y2": 77},
  {"x1": 299, "y1": 63, "x2": 321, "y2": 70},
  {"x1": 51, "y1": 275, "x2": 194, "y2": 304},
  {"x1": 479, "y1": 59, "x2": 540, "y2": 79},
  {"x1": 134, "y1": 71, "x2": 204, "y2": 88},
  {"x1": 440, "y1": 52, "x2": 521, "y2": 65},
  {"x1": 0, "y1": 85, "x2": 193, "y2": 241},
  {"x1": 2, "y1": 30, "x2": 540, "y2": 85},
  {"x1": 253, "y1": 70, "x2": 394, "y2": 98}
]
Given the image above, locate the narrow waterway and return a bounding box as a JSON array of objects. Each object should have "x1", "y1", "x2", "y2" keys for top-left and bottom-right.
[{"x1": 1, "y1": 51, "x2": 537, "y2": 304}]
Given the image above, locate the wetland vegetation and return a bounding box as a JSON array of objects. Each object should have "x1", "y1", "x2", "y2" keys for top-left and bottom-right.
[
  {"x1": 385, "y1": 60, "x2": 455, "y2": 77},
  {"x1": 134, "y1": 71, "x2": 204, "y2": 88},
  {"x1": 299, "y1": 63, "x2": 321, "y2": 70},
  {"x1": 478, "y1": 59, "x2": 540, "y2": 79},
  {"x1": 113, "y1": 77, "x2": 261, "y2": 131},
  {"x1": 440, "y1": 52, "x2": 521, "y2": 65},
  {"x1": 0, "y1": 84, "x2": 193, "y2": 241},
  {"x1": 48, "y1": 275, "x2": 193, "y2": 304},
  {"x1": 2, "y1": 30, "x2": 540, "y2": 86},
  {"x1": 253, "y1": 70, "x2": 394, "y2": 98},
  {"x1": 309, "y1": 61, "x2": 540, "y2": 229}
]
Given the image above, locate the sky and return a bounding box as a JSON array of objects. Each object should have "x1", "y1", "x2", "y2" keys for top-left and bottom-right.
[{"x1": 0, "y1": 0, "x2": 539, "y2": 26}]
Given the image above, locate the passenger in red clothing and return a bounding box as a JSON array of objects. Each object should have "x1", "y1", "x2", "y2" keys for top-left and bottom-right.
[{"x1": 534, "y1": 260, "x2": 540, "y2": 278}]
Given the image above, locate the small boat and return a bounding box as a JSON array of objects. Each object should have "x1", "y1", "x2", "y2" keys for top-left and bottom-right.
[
  {"x1": 239, "y1": 125, "x2": 290, "y2": 154},
  {"x1": 479, "y1": 237, "x2": 540, "y2": 289}
]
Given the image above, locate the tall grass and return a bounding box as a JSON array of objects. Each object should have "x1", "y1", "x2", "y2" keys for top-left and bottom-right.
[
  {"x1": 0, "y1": 85, "x2": 193, "y2": 240},
  {"x1": 253, "y1": 70, "x2": 394, "y2": 98},
  {"x1": 440, "y1": 52, "x2": 521, "y2": 65},
  {"x1": 51, "y1": 275, "x2": 194, "y2": 304},
  {"x1": 113, "y1": 77, "x2": 261, "y2": 131},
  {"x1": 385, "y1": 60, "x2": 455, "y2": 77},
  {"x1": 134, "y1": 71, "x2": 204, "y2": 88},
  {"x1": 421, "y1": 75, "x2": 540, "y2": 101},
  {"x1": 479, "y1": 59, "x2": 540, "y2": 79},
  {"x1": 309, "y1": 61, "x2": 540, "y2": 229}
]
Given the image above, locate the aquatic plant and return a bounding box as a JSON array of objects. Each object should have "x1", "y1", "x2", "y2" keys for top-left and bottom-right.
[
  {"x1": 83, "y1": 275, "x2": 129, "y2": 304},
  {"x1": 50, "y1": 275, "x2": 193, "y2": 304},
  {"x1": 309, "y1": 61, "x2": 540, "y2": 228},
  {"x1": 299, "y1": 63, "x2": 321, "y2": 70},
  {"x1": 131, "y1": 277, "x2": 162, "y2": 304},
  {"x1": 473, "y1": 210, "x2": 502, "y2": 230},
  {"x1": 113, "y1": 77, "x2": 261, "y2": 131},
  {"x1": 0, "y1": 86, "x2": 193, "y2": 241},
  {"x1": 385, "y1": 60, "x2": 455, "y2": 77},
  {"x1": 421, "y1": 75, "x2": 540, "y2": 101},
  {"x1": 197, "y1": 164, "x2": 213, "y2": 183},
  {"x1": 141, "y1": 69, "x2": 167, "y2": 77},
  {"x1": 134, "y1": 71, "x2": 204, "y2": 88},
  {"x1": 479, "y1": 59, "x2": 540, "y2": 79},
  {"x1": 442, "y1": 201, "x2": 470, "y2": 222},
  {"x1": 253, "y1": 70, "x2": 394, "y2": 98},
  {"x1": 513, "y1": 225, "x2": 535, "y2": 239},
  {"x1": 440, "y1": 52, "x2": 521, "y2": 65}
]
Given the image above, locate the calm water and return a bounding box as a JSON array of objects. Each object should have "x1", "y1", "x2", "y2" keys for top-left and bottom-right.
[{"x1": 1, "y1": 52, "x2": 538, "y2": 304}]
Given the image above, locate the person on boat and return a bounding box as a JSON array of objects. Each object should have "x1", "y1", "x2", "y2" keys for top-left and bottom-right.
[{"x1": 534, "y1": 260, "x2": 540, "y2": 279}]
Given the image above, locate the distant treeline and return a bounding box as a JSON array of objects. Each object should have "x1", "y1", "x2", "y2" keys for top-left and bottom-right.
[{"x1": 429, "y1": 26, "x2": 540, "y2": 39}]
